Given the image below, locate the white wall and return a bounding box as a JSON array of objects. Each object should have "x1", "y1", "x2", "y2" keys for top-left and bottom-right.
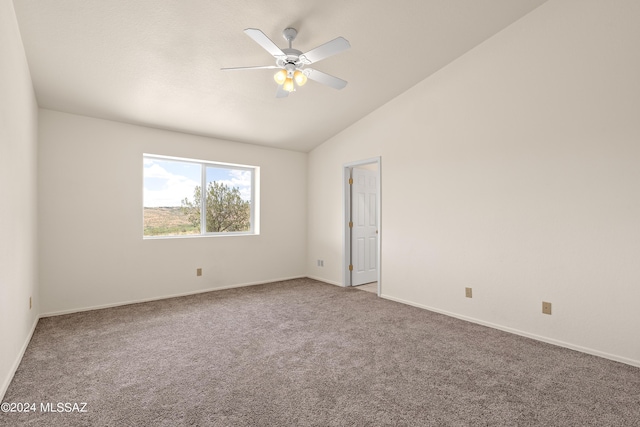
[
  {"x1": 0, "y1": 0, "x2": 39, "y2": 399},
  {"x1": 38, "y1": 110, "x2": 307, "y2": 315},
  {"x1": 308, "y1": 0, "x2": 640, "y2": 366}
]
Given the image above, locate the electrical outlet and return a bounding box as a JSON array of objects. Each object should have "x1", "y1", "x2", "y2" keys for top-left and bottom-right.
[
  {"x1": 465, "y1": 287, "x2": 472, "y2": 298},
  {"x1": 542, "y1": 301, "x2": 552, "y2": 315},
  {"x1": 196, "y1": 268, "x2": 202, "y2": 277},
  {"x1": 317, "y1": 260, "x2": 324, "y2": 267},
  {"x1": 30, "y1": 297, "x2": 32, "y2": 310}
]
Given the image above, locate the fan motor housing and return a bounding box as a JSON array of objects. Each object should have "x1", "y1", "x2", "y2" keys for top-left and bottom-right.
[{"x1": 277, "y1": 50, "x2": 304, "y2": 70}]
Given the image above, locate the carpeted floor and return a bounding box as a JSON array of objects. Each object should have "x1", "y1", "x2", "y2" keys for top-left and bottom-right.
[{"x1": 2, "y1": 278, "x2": 639, "y2": 426}]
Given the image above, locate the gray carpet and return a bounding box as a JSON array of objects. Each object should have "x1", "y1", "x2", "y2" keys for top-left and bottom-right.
[{"x1": 2, "y1": 278, "x2": 639, "y2": 426}]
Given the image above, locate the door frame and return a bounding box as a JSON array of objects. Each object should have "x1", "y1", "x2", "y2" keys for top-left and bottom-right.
[{"x1": 342, "y1": 157, "x2": 381, "y2": 296}]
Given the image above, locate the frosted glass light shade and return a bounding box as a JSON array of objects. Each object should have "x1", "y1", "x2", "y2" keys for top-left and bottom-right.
[
  {"x1": 283, "y1": 77, "x2": 295, "y2": 92},
  {"x1": 273, "y1": 69, "x2": 287, "y2": 85},
  {"x1": 294, "y1": 70, "x2": 307, "y2": 86}
]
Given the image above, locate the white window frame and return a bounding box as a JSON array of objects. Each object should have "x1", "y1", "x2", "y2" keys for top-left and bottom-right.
[{"x1": 143, "y1": 154, "x2": 260, "y2": 238}]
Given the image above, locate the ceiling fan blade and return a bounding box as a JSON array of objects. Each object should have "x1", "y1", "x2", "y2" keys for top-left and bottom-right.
[
  {"x1": 221, "y1": 65, "x2": 280, "y2": 71},
  {"x1": 244, "y1": 28, "x2": 287, "y2": 59},
  {"x1": 276, "y1": 85, "x2": 289, "y2": 98},
  {"x1": 306, "y1": 69, "x2": 348, "y2": 90},
  {"x1": 299, "y1": 37, "x2": 350, "y2": 64}
]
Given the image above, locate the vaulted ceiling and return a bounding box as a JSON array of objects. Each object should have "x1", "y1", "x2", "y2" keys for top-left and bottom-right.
[{"x1": 13, "y1": 0, "x2": 547, "y2": 152}]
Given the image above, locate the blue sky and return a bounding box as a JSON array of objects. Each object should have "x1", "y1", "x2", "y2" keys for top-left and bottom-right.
[{"x1": 143, "y1": 158, "x2": 252, "y2": 207}]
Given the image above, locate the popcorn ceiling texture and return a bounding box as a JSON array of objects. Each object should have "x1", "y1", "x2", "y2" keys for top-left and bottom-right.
[{"x1": 2, "y1": 278, "x2": 639, "y2": 426}]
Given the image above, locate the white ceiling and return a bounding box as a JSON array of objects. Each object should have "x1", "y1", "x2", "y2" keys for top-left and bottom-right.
[{"x1": 13, "y1": 0, "x2": 547, "y2": 152}]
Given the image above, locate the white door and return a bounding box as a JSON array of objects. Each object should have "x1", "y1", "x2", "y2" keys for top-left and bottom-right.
[{"x1": 351, "y1": 167, "x2": 378, "y2": 286}]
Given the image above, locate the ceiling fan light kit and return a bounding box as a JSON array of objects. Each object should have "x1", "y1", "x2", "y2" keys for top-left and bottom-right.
[
  {"x1": 222, "y1": 27, "x2": 350, "y2": 98},
  {"x1": 294, "y1": 70, "x2": 307, "y2": 86},
  {"x1": 273, "y1": 69, "x2": 287, "y2": 85}
]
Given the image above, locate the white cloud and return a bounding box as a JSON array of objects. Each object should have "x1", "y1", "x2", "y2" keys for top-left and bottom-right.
[
  {"x1": 143, "y1": 161, "x2": 253, "y2": 206},
  {"x1": 215, "y1": 169, "x2": 252, "y2": 201},
  {"x1": 143, "y1": 162, "x2": 199, "y2": 207}
]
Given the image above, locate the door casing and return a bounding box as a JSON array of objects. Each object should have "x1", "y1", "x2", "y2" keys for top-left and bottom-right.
[{"x1": 342, "y1": 157, "x2": 381, "y2": 295}]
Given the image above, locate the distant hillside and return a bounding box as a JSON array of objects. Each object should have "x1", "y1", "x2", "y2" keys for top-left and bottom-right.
[{"x1": 144, "y1": 207, "x2": 199, "y2": 236}]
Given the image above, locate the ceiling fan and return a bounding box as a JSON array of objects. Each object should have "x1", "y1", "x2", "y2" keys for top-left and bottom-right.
[{"x1": 222, "y1": 27, "x2": 350, "y2": 98}]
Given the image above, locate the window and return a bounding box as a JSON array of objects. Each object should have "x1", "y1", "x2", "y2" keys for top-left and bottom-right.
[{"x1": 143, "y1": 154, "x2": 258, "y2": 238}]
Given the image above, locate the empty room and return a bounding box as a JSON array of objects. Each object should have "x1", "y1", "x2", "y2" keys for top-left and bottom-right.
[{"x1": 1, "y1": 0, "x2": 639, "y2": 425}]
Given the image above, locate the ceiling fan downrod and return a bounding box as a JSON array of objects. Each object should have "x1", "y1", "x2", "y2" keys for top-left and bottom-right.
[{"x1": 282, "y1": 27, "x2": 297, "y2": 49}]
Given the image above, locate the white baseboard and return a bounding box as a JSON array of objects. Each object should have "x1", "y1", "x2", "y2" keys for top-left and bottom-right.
[
  {"x1": 40, "y1": 275, "x2": 306, "y2": 318},
  {"x1": 1, "y1": 316, "x2": 39, "y2": 402},
  {"x1": 381, "y1": 293, "x2": 640, "y2": 369},
  {"x1": 11, "y1": 279, "x2": 637, "y2": 404},
  {"x1": 307, "y1": 275, "x2": 343, "y2": 287}
]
